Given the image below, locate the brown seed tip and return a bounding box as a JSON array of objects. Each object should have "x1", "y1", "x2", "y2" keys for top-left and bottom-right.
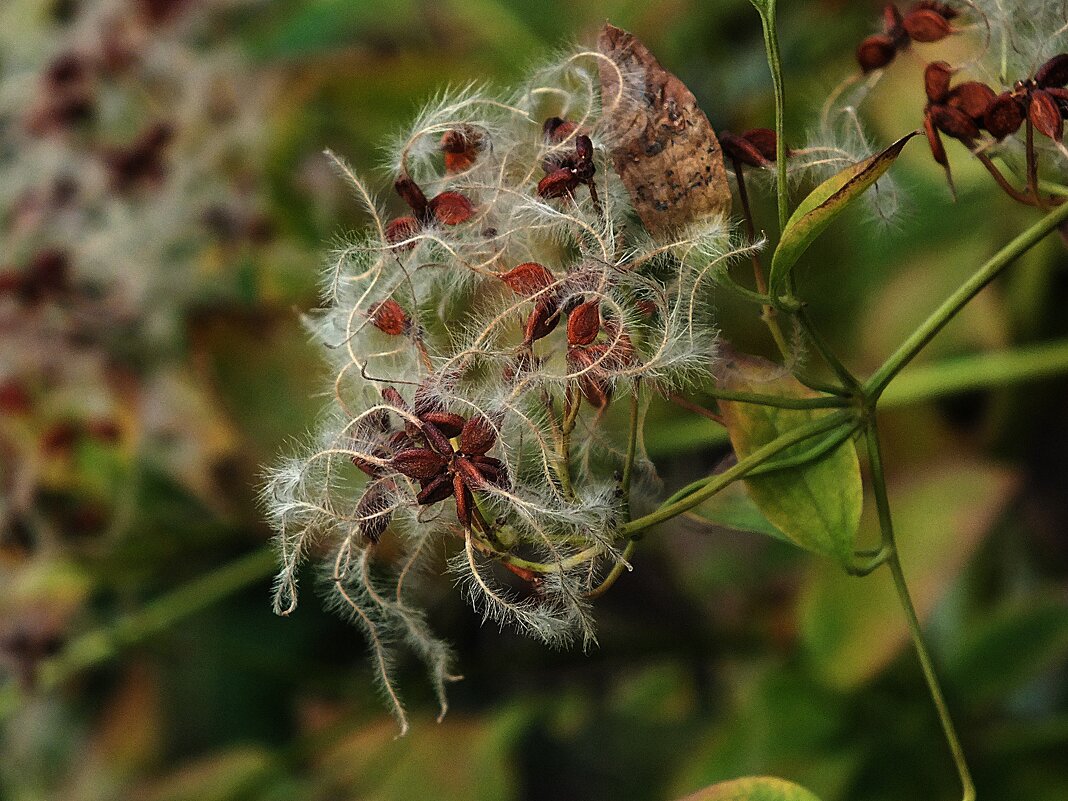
[
  {"x1": 903, "y1": 8, "x2": 953, "y2": 43},
  {"x1": 857, "y1": 34, "x2": 897, "y2": 73}
]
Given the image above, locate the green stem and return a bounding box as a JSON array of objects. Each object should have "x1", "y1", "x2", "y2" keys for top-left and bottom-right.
[
  {"x1": 703, "y1": 387, "x2": 850, "y2": 410},
  {"x1": 866, "y1": 199, "x2": 1068, "y2": 398},
  {"x1": 622, "y1": 408, "x2": 853, "y2": 536},
  {"x1": 865, "y1": 422, "x2": 975, "y2": 801},
  {"x1": 0, "y1": 545, "x2": 277, "y2": 720},
  {"x1": 752, "y1": 0, "x2": 789, "y2": 231},
  {"x1": 796, "y1": 303, "x2": 860, "y2": 391}
]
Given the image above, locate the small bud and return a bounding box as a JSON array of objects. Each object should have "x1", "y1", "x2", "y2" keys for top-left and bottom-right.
[
  {"x1": 857, "y1": 35, "x2": 897, "y2": 73},
  {"x1": 1035, "y1": 54, "x2": 1068, "y2": 89},
  {"x1": 947, "y1": 81, "x2": 996, "y2": 122},
  {"x1": 567, "y1": 300, "x2": 601, "y2": 347},
  {"x1": 924, "y1": 61, "x2": 953, "y2": 104},
  {"x1": 984, "y1": 92, "x2": 1025, "y2": 139},
  {"x1": 903, "y1": 8, "x2": 952, "y2": 43},
  {"x1": 370, "y1": 298, "x2": 409, "y2": 336},
  {"x1": 1029, "y1": 89, "x2": 1064, "y2": 141},
  {"x1": 498, "y1": 262, "x2": 555, "y2": 296},
  {"x1": 428, "y1": 191, "x2": 475, "y2": 225}
]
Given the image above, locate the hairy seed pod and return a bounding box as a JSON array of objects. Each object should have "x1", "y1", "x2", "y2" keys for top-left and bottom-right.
[
  {"x1": 370, "y1": 298, "x2": 409, "y2": 335},
  {"x1": 930, "y1": 103, "x2": 979, "y2": 142},
  {"x1": 903, "y1": 8, "x2": 952, "y2": 43},
  {"x1": 537, "y1": 167, "x2": 577, "y2": 199},
  {"x1": 392, "y1": 448, "x2": 448, "y2": 481},
  {"x1": 384, "y1": 216, "x2": 420, "y2": 250},
  {"x1": 984, "y1": 92, "x2": 1026, "y2": 139},
  {"x1": 417, "y1": 473, "x2": 453, "y2": 505},
  {"x1": 947, "y1": 81, "x2": 996, "y2": 122},
  {"x1": 856, "y1": 34, "x2": 896, "y2": 72},
  {"x1": 1029, "y1": 89, "x2": 1064, "y2": 141},
  {"x1": 459, "y1": 416, "x2": 495, "y2": 456},
  {"x1": 356, "y1": 481, "x2": 393, "y2": 542},
  {"x1": 524, "y1": 298, "x2": 560, "y2": 343},
  {"x1": 498, "y1": 262, "x2": 555, "y2": 296},
  {"x1": 394, "y1": 175, "x2": 429, "y2": 217},
  {"x1": 567, "y1": 300, "x2": 601, "y2": 346},
  {"x1": 1036, "y1": 54, "x2": 1068, "y2": 89},
  {"x1": 428, "y1": 191, "x2": 475, "y2": 225},
  {"x1": 720, "y1": 130, "x2": 768, "y2": 167},
  {"x1": 924, "y1": 61, "x2": 953, "y2": 103},
  {"x1": 421, "y1": 411, "x2": 465, "y2": 438}
]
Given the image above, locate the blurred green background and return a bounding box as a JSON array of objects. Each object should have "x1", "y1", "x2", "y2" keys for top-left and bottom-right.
[{"x1": 2, "y1": 1, "x2": 1068, "y2": 800}]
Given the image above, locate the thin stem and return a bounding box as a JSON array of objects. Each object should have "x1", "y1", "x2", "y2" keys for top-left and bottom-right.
[
  {"x1": 974, "y1": 151, "x2": 1041, "y2": 206},
  {"x1": 621, "y1": 383, "x2": 640, "y2": 517},
  {"x1": 622, "y1": 409, "x2": 854, "y2": 536},
  {"x1": 1026, "y1": 117, "x2": 1045, "y2": 210},
  {"x1": 753, "y1": 0, "x2": 789, "y2": 231},
  {"x1": 865, "y1": 422, "x2": 975, "y2": 801},
  {"x1": 867, "y1": 199, "x2": 1068, "y2": 398},
  {"x1": 735, "y1": 160, "x2": 790, "y2": 357},
  {"x1": 586, "y1": 539, "x2": 635, "y2": 599},
  {"x1": 674, "y1": 388, "x2": 850, "y2": 412},
  {"x1": 796, "y1": 303, "x2": 860, "y2": 391}
]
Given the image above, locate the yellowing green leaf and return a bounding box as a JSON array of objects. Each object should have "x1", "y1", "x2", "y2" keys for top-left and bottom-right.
[
  {"x1": 677, "y1": 776, "x2": 822, "y2": 801},
  {"x1": 718, "y1": 355, "x2": 861, "y2": 566},
  {"x1": 798, "y1": 460, "x2": 1019, "y2": 689},
  {"x1": 769, "y1": 133, "x2": 918, "y2": 307}
]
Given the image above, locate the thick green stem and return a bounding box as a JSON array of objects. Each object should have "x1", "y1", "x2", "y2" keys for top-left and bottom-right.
[
  {"x1": 622, "y1": 408, "x2": 853, "y2": 536},
  {"x1": 865, "y1": 422, "x2": 975, "y2": 801},
  {"x1": 867, "y1": 199, "x2": 1068, "y2": 398}
]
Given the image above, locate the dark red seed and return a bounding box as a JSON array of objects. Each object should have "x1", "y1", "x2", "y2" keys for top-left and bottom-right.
[
  {"x1": 356, "y1": 481, "x2": 393, "y2": 542},
  {"x1": 1036, "y1": 54, "x2": 1068, "y2": 89},
  {"x1": 392, "y1": 448, "x2": 447, "y2": 481},
  {"x1": 384, "y1": 216, "x2": 420, "y2": 250},
  {"x1": 419, "y1": 419, "x2": 455, "y2": 455},
  {"x1": 452, "y1": 473, "x2": 474, "y2": 526},
  {"x1": 524, "y1": 298, "x2": 561, "y2": 343},
  {"x1": 578, "y1": 374, "x2": 612, "y2": 409},
  {"x1": 930, "y1": 103, "x2": 979, "y2": 142},
  {"x1": 567, "y1": 300, "x2": 601, "y2": 347},
  {"x1": 459, "y1": 416, "x2": 496, "y2": 456},
  {"x1": 883, "y1": 3, "x2": 905, "y2": 35},
  {"x1": 543, "y1": 116, "x2": 579, "y2": 143},
  {"x1": 369, "y1": 298, "x2": 409, "y2": 336},
  {"x1": 903, "y1": 8, "x2": 952, "y2": 42},
  {"x1": 394, "y1": 176, "x2": 429, "y2": 217},
  {"x1": 913, "y1": 1, "x2": 958, "y2": 20},
  {"x1": 742, "y1": 128, "x2": 778, "y2": 161},
  {"x1": 440, "y1": 126, "x2": 483, "y2": 173},
  {"x1": 417, "y1": 473, "x2": 453, "y2": 505},
  {"x1": 984, "y1": 92, "x2": 1026, "y2": 139},
  {"x1": 924, "y1": 61, "x2": 953, "y2": 104},
  {"x1": 421, "y1": 411, "x2": 465, "y2": 439},
  {"x1": 721, "y1": 131, "x2": 769, "y2": 167},
  {"x1": 924, "y1": 114, "x2": 948, "y2": 166},
  {"x1": 453, "y1": 455, "x2": 487, "y2": 489},
  {"x1": 856, "y1": 34, "x2": 897, "y2": 73},
  {"x1": 537, "y1": 168, "x2": 577, "y2": 199},
  {"x1": 381, "y1": 386, "x2": 408, "y2": 410},
  {"x1": 1029, "y1": 89, "x2": 1064, "y2": 141},
  {"x1": 498, "y1": 262, "x2": 556, "y2": 297},
  {"x1": 428, "y1": 191, "x2": 475, "y2": 225},
  {"x1": 947, "y1": 81, "x2": 996, "y2": 121}
]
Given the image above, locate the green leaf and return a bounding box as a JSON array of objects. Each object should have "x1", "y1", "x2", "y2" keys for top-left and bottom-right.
[
  {"x1": 769, "y1": 133, "x2": 918, "y2": 307},
  {"x1": 677, "y1": 776, "x2": 822, "y2": 801},
  {"x1": 798, "y1": 460, "x2": 1018, "y2": 689},
  {"x1": 692, "y1": 480, "x2": 791, "y2": 543},
  {"x1": 717, "y1": 354, "x2": 861, "y2": 565}
]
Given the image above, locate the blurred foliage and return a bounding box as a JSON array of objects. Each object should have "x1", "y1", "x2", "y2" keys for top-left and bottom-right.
[{"x1": 2, "y1": 1, "x2": 1067, "y2": 800}]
